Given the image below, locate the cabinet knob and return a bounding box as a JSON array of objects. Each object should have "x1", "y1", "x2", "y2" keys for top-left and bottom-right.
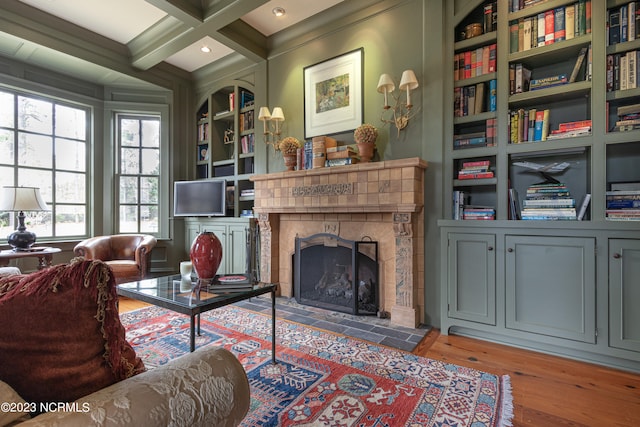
[
  {"x1": 487, "y1": 246, "x2": 494, "y2": 251},
  {"x1": 507, "y1": 248, "x2": 513, "y2": 253},
  {"x1": 613, "y1": 253, "x2": 622, "y2": 259}
]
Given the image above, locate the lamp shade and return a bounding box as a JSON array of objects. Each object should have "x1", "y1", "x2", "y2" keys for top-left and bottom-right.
[
  {"x1": 258, "y1": 107, "x2": 271, "y2": 121},
  {"x1": 0, "y1": 186, "x2": 49, "y2": 212},
  {"x1": 270, "y1": 107, "x2": 285, "y2": 121},
  {"x1": 399, "y1": 70, "x2": 419, "y2": 91},
  {"x1": 376, "y1": 73, "x2": 395, "y2": 93}
]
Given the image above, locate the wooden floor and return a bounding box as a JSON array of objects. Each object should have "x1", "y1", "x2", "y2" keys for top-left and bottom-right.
[
  {"x1": 415, "y1": 330, "x2": 640, "y2": 426},
  {"x1": 119, "y1": 297, "x2": 639, "y2": 426}
]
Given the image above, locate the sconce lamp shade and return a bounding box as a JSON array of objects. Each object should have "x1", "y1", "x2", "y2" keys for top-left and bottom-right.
[
  {"x1": 0, "y1": 186, "x2": 49, "y2": 251},
  {"x1": 399, "y1": 70, "x2": 419, "y2": 91},
  {"x1": 399, "y1": 70, "x2": 419, "y2": 108},
  {"x1": 258, "y1": 107, "x2": 271, "y2": 121},
  {"x1": 270, "y1": 107, "x2": 285, "y2": 122},
  {"x1": 376, "y1": 73, "x2": 395, "y2": 93}
]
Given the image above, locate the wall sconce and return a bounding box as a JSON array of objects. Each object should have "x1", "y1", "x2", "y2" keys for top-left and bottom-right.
[
  {"x1": 377, "y1": 70, "x2": 419, "y2": 136},
  {"x1": 258, "y1": 106, "x2": 285, "y2": 148}
]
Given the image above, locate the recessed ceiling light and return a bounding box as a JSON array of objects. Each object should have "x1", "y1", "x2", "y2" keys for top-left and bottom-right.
[
  {"x1": 272, "y1": 7, "x2": 285, "y2": 17},
  {"x1": 200, "y1": 46, "x2": 211, "y2": 53}
]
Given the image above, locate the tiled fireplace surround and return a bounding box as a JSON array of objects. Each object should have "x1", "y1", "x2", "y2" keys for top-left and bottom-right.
[{"x1": 251, "y1": 157, "x2": 427, "y2": 328}]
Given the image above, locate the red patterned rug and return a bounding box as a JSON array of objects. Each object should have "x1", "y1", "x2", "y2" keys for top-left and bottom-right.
[{"x1": 120, "y1": 305, "x2": 513, "y2": 427}]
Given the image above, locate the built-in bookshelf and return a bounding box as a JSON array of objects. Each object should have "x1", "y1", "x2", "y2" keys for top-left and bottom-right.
[
  {"x1": 440, "y1": 0, "x2": 640, "y2": 372},
  {"x1": 194, "y1": 83, "x2": 255, "y2": 217}
]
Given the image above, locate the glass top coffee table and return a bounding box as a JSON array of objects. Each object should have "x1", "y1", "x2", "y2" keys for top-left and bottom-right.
[{"x1": 117, "y1": 274, "x2": 277, "y2": 361}]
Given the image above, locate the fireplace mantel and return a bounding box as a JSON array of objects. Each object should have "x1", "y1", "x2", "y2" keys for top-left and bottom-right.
[{"x1": 250, "y1": 157, "x2": 427, "y2": 328}]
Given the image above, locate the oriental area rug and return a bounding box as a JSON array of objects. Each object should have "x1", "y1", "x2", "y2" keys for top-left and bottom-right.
[{"x1": 120, "y1": 305, "x2": 513, "y2": 427}]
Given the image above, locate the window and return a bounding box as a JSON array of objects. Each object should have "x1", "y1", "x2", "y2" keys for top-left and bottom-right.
[
  {"x1": 0, "y1": 90, "x2": 88, "y2": 240},
  {"x1": 116, "y1": 115, "x2": 160, "y2": 234}
]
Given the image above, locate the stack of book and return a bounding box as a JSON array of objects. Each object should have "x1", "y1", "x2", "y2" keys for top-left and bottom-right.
[
  {"x1": 325, "y1": 145, "x2": 359, "y2": 166},
  {"x1": 606, "y1": 189, "x2": 640, "y2": 220},
  {"x1": 611, "y1": 103, "x2": 640, "y2": 132},
  {"x1": 453, "y1": 131, "x2": 488, "y2": 149},
  {"x1": 452, "y1": 190, "x2": 495, "y2": 220},
  {"x1": 547, "y1": 119, "x2": 592, "y2": 139},
  {"x1": 463, "y1": 206, "x2": 496, "y2": 220},
  {"x1": 457, "y1": 159, "x2": 494, "y2": 180},
  {"x1": 521, "y1": 182, "x2": 577, "y2": 220}
]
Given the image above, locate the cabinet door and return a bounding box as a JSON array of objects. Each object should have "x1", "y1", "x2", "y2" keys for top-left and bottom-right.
[
  {"x1": 204, "y1": 224, "x2": 228, "y2": 275},
  {"x1": 505, "y1": 235, "x2": 596, "y2": 343},
  {"x1": 447, "y1": 233, "x2": 496, "y2": 325},
  {"x1": 185, "y1": 222, "x2": 202, "y2": 254},
  {"x1": 609, "y1": 239, "x2": 640, "y2": 353},
  {"x1": 226, "y1": 224, "x2": 248, "y2": 274}
]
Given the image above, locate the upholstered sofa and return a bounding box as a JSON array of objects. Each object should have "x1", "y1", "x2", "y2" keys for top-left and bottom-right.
[
  {"x1": 0, "y1": 258, "x2": 250, "y2": 427},
  {"x1": 1, "y1": 346, "x2": 250, "y2": 427}
]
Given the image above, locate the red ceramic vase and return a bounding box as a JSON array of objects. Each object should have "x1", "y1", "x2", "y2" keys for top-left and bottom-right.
[{"x1": 190, "y1": 231, "x2": 223, "y2": 282}]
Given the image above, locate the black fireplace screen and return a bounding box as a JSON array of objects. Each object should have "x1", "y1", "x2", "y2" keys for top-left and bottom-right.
[{"x1": 294, "y1": 233, "x2": 378, "y2": 315}]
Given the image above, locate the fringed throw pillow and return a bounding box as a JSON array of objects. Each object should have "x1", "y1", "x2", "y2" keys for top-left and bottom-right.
[{"x1": 0, "y1": 258, "x2": 145, "y2": 406}]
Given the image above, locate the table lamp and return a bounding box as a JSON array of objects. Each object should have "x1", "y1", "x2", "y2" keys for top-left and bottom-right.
[{"x1": 0, "y1": 186, "x2": 49, "y2": 251}]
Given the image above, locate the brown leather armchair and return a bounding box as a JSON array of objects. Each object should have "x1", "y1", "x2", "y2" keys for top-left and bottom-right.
[{"x1": 73, "y1": 234, "x2": 157, "y2": 284}]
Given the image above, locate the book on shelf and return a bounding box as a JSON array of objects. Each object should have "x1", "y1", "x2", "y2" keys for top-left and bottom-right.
[
  {"x1": 240, "y1": 91, "x2": 254, "y2": 109},
  {"x1": 606, "y1": 209, "x2": 640, "y2": 220},
  {"x1": 483, "y1": 2, "x2": 497, "y2": 33},
  {"x1": 462, "y1": 206, "x2": 496, "y2": 220},
  {"x1": 325, "y1": 157, "x2": 359, "y2": 167},
  {"x1": 569, "y1": 46, "x2": 589, "y2": 83},
  {"x1": 326, "y1": 146, "x2": 357, "y2": 160},
  {"x1": 453, "y1": 131, "x2": 487, "y2": 149},
  {"x1": 509, "y1": 188, "x2": 521, "y2": 220},
  {"x1": 529, "y1": 74, "x2": 568, "y2": 90},
  {"x1": 554, "y1": 7, "x2": 566, "y2": 42},
  {"x1": 486, "y1": 117, "x2": 497, "y2": 147},
  {"x1": 489, "y1": 79, "x2": 497, "y2": 111},
  {"x1": 577, "y1": 193, "x2": 591, "y2": 221},
  {"x1": 453, "y1": 190, "x2": 467, "y2": 220},
  {"x1": 457, "y1": 171, "x2": 494, "y2": 180}
]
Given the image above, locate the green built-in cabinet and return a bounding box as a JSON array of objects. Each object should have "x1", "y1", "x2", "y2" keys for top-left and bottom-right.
[
  {"x1": 609, "y1": 238, "x2": 640, "y2": 353},
  {"x1": 441, "y1": 0, "x2": 640, "y2": 372},
  {"x1": 185, "y1": 218, "x2": 252, "y2": 276},
  {"x1": 446, "y1": 233, "x2": 496, "y2": 326}
]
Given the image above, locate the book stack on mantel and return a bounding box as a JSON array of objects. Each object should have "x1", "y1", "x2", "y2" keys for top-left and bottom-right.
[
  {"x1": 606, "y1": 183, "x2": 640, "y2": 221},
  {"x1": 325, "y1": 145, "x2": 359, "y2": 167},
  {"x1": 457, "y1": 159, "x2": 494, "y2": 180},
  {"x1": 521, "y1": 182, "x2": 577, "y2": 220}
]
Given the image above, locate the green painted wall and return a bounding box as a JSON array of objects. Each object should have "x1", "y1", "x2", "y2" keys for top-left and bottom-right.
[{"x1": 254, "y1": 0, "x2": 446, "y2": 326}]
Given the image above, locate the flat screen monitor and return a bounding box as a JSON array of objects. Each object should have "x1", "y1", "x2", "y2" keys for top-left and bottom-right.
[{"x1": 173, "y1": 179, "x2": 226, "y2": 217}]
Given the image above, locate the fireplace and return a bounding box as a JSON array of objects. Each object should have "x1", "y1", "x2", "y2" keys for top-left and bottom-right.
[
  {"x1": 294, "y1": 233, "x2": 378, "y2": 315},
  {"x1": 250, "y1": 157, "x2": 427, "y2": 328}
]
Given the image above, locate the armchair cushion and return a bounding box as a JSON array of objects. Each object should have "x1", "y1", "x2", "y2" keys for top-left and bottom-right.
[
  {"x1": 74, "y1": 234, "x2": 157, "y2": 284},
  {"x1": 0, "y1": 258, "x2": 145, "y2": 407}
]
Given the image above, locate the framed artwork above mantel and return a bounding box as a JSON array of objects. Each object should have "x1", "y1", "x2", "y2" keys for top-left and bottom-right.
[{"x1": 303, "y1": 48, "x2": 363, "y2": 138}]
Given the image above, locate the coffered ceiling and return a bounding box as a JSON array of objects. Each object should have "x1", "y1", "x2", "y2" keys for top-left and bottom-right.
[{"x1": 0, "y1": 0, "x2": 348, "y2": 86}]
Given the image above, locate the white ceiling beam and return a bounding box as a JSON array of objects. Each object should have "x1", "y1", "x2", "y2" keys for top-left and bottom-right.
[
  {"x1": 130, "y1": 0, "x2": 269, "y2": 70},
  {"x1": 144, "y1": 0, "x2": 203, "y2": 27}
]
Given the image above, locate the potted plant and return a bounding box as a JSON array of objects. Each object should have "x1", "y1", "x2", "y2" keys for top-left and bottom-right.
[
  {"x1": 354, "y1": 123, "x2": 377, "y2": 163},
  {"x1": 278, "y1": 137, "x2": 302, "y2": 170}
]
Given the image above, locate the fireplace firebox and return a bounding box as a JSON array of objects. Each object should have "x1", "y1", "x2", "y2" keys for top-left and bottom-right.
[{"x1": 294, "y1": 233, "x2": 378, "y2": 316}]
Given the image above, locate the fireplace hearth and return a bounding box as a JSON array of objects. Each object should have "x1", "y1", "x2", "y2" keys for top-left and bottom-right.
[{"x1": 294, "y1": 233, "x2": 378, "y2": 316}]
